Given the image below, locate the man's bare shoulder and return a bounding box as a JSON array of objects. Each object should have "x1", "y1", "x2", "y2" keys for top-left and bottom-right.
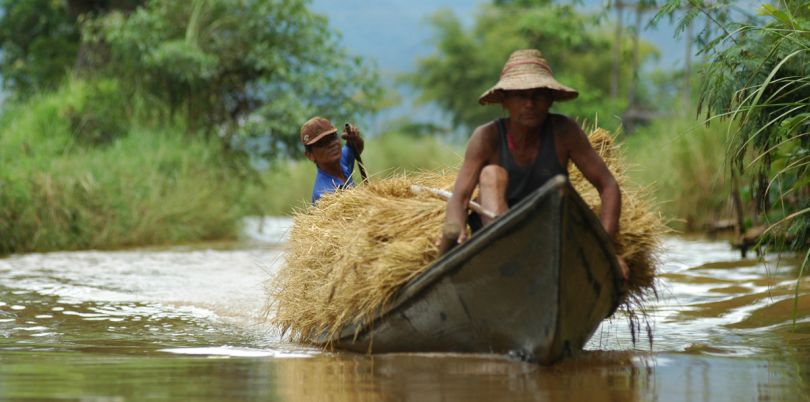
[
  {"x1": 471, "y1": 120, "x2": 499, "y2": 141},
  {"x1": 461, "y1": 121, "x2": 499, "y2": 162},
  {"x1": 467, "y1": 120, "x2": 499, "y2": 150}
]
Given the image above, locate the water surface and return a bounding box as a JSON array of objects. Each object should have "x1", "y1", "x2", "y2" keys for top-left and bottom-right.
[{"x1": 0, "y1": 219, "x2": 807, "y2": 401}]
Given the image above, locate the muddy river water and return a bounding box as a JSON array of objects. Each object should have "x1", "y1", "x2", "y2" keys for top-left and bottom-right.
[{"x1": 0, "y1": 218, "x2": 808, "y2": 401}]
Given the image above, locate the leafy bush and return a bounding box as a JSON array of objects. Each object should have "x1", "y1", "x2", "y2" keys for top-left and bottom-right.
[
  {"x1": 0, "y1": 0, "x2": 80, "y2": 94},
  {"x1": 62, "y1": 79, "x2": 130, "y2": 146}
]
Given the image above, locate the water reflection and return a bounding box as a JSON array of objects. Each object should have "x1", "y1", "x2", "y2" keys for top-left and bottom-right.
[
  {"x1": 0, "y1": 348, "x2": 805, "y2": 401},
  {"x1": 271, "y1": 352, "x2": 654, "y2": 402}
]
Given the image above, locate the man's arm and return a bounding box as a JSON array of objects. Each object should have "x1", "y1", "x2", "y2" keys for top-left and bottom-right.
[
  {"x1": 562, "y1": 118, "x2": 621, "y2": 239},
  {"x1": 440, "y1": 124, "x2": 496, "y2": 252}
]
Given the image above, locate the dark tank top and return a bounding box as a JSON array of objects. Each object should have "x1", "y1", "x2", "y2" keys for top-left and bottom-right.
[{"x1": 496, "y1": 116, "x2": 568, "y2": 206}]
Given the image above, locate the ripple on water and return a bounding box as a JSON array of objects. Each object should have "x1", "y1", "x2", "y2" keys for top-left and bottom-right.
[{"x1": 590, "y1": 236, "x2": 806, "y2": 356}]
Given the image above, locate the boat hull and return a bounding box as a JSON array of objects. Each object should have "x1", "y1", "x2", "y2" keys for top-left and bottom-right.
[{"x1": 321, "y1": 176, "x2": 622, "y2": 364}]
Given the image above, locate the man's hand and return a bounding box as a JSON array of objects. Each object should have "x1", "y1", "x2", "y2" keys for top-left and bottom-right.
[
  {"x1": 342, "y1": 123, "x2": 364, "y2": 154},
  {"x1": 436, "y1": 222, "x2": 466, "y2": 255}
]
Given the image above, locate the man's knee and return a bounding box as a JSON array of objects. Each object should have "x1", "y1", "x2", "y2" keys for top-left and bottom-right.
[{"x1": 479, "y1": 165, "x2": 508, "y2": 187}]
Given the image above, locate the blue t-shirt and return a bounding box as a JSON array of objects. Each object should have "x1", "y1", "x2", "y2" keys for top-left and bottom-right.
[{"x1": 311, "y1": 145, "x2": 356, "y2": 204}]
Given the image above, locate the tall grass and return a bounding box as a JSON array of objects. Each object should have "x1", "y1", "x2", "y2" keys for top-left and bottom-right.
[
  {"x1": 622, "y1": 118, "x2": 736, "y2": 231},
  {"x1": 654, "y1": 0, "x2": 809, "y2": 250},
  {"x1": 0, "y1": 79, "x2": 246, "y2": 254}
]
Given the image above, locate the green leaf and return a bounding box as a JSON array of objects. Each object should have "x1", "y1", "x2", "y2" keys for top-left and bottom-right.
[{"x1": 759, "y1": 4, "x2": 794, "y2": 28}]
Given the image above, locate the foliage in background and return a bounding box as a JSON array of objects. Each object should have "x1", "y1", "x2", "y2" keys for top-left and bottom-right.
[
  {"x1": 623, "y1": 118, "x2": 736, "y2": 231},
  {"x1": 86, "y1": 0, "x2": 382, "y2": 159},
  {"x1": 0, "y1": 76, "x2": 459, "y2": 253},
  {"x1": 0, "y1": 80, "x2": 243, "y2": 254},
  {"x1": 0, "y1": 0, "x2": 387, "y2": 254},
  {"x1": 0, "y1": 0, "x2": 144, "y2": 95},
  {"x1": 658, "y1": 0, "x2": 808, "y2": 250},
  {"x1": 0, "y1": 0, "x2": 383, "y2": 162},
  {"x1": 0, "y1": 0, "x2": 79, "y2": 94},
  {"x1": 405, "y1": 0, "x2": 659, "y2": 131}
]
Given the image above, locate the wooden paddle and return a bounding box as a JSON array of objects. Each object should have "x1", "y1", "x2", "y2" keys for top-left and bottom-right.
[{"x1": 344, "y1": 123, "x2": 368, "y2": 183}]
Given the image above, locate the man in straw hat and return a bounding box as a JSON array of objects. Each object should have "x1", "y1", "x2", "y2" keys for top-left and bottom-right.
[
  {"x1": 439, "y1": 49, "x2": 627, "y2": 279},
  {"x1": 300, "y1": 116, "x2": 364, "y2": 204}
]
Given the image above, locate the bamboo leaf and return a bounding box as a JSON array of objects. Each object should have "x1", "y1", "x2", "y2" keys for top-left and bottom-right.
[{"x1": 759, "y1": 4, "x2": 794, "y2": 28}]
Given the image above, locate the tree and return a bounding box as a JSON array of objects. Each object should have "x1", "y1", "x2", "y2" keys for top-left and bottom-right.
[
  {"x1": 0, "y1": 0, "x2": 79, "y2": 94},
  {"x1": 0, "y1": 0, "x2": 143, "y2": 95},
  {"x1": 84, "y1": 0, "x2": 382, "y2": 159},
  {"x1": 405, "y1": 1, "x2": 658, "y2": 131},
  {"x1": 0, "y1": 0, "x2": 382, "y2": 161}
]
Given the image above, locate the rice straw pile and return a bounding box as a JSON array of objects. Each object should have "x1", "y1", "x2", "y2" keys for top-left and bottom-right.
[
  {"x1": 568, "y1": 127, "x2": 664, "y2": 295},
  {"x1": 268, "y1": 173, "x2": 454, "y2": 343},
  {"x1": 267, "y1": 128, "x2": 664, "y2": 345}
]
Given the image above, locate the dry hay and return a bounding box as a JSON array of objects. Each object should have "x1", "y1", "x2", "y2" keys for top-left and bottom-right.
[
  {"x1": 268, "y1": 128, "x2": 665, "y2": 345},
  {"x1": 569, "y1": 128, "x2": 664, "y2": 295},
  {"x1": 268, "y1": 172, "x2": 454, "y2": 343}
]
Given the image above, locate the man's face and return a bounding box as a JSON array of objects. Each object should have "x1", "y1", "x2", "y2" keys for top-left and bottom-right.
[
  {"x1": 306, "y1": 132, "x2": 342, "y2": 167},
  {"x1": 502, "y1": 89, "x2": 554, "y2": 127}
]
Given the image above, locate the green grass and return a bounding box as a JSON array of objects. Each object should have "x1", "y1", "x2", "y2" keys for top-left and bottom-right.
[
  {"x1": 0, "y1": 79, "x2": 245, "y2": 254},
  {"x1": 622, "y1": 118, "x2": 737, "y2": 231}
]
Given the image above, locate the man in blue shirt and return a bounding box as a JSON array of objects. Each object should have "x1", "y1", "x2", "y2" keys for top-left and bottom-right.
[{"x1": 300, "y1": 116, "x2": 364, "y2": 204}]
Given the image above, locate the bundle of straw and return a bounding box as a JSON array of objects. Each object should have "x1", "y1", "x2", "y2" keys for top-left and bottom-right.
[
  {"x1": 268, "y1": 173, "x2": 454, "y2": 343},
  {"x1": 268, "y1": 129, "x2": 664, "y2": 344},
  {"x1": 569, "y1": 128, "x2": 663, "y2": 294}
]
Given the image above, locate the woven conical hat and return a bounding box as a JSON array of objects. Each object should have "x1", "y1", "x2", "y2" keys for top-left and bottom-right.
[{"x1": 478, "y1": 49, "x2": 578, "y2": 105}]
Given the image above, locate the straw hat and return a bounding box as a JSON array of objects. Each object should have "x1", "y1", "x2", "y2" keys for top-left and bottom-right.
[
  {"x1": 478, "y1": 49, "x2": 578, "y2": 105},
  {"x1": 300, "y1": 116, "x2": 338, "y2": 146}
]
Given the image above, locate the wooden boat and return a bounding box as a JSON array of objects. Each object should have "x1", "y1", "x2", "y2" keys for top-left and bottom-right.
[{"x1": 316, "y1": 175, "x2": 624, "y2": 364}]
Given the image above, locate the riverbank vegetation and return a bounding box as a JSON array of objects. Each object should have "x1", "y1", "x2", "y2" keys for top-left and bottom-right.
[
  {"x1": 0, "y1": 76, "x2": 460, "y2": 254},
  {"x1": 0, "y1": 0, "x2": 431, "y2": 254},
  {"x1": 622, "y1": 118, "x2": 735, "y2": 231},
  {"x1": 653, "y1": 0, "x2": 808, "y2": 251},
  {"x1": 0, "y1": 79, "x2": 242, "y2": 253},
  {"x1": 1, "y1": 0, "x2": 806, "y2": 255}
]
